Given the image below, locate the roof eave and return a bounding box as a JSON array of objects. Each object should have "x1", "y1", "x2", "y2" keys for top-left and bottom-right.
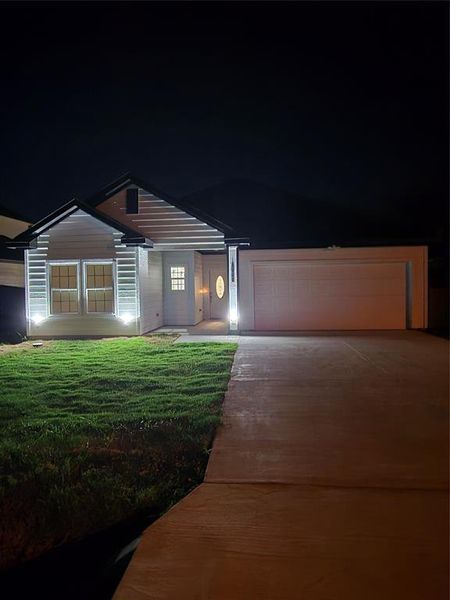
[
  {"x1": 224, "y1": 236, "x2": 251, "y2": 247},
  {"x1": 5, "y1": 198, "x2": 154, "y2": 249},
  {"x1": 5, "y1": 238, "x2": 37, "y2": 250},
  {"x1": 121, "y1": 235, "x2": 153, "y2": 248}
]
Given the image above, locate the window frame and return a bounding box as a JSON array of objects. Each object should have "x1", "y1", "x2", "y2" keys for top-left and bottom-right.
[
  {"x1": 47, "y1": 260, "x2": 81, "y2": 316},
  {"x1": 170, "y1": 265, "x2": 186, "y2": 292},
  {"x1": 83, "y1": 260, "x2": 116, "y2": 315}
]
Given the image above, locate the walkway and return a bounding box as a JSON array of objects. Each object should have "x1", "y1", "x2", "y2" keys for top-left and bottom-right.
[
  {"x1": 114, "y1": 331, "x2": 449, "y2": 599},
  {"x1": 153, "y1": 319, "x2": 229, "y2": 336}
]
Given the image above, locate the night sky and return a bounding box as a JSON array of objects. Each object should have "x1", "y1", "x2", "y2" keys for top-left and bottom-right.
[{"x1": 0, "y1": 1, "x2": 448, "y2": 246}]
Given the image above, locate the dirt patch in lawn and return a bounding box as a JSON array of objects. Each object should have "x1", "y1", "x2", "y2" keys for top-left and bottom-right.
[{"x1": 0, "y1": 340, "x2": 54, "y2": 355}]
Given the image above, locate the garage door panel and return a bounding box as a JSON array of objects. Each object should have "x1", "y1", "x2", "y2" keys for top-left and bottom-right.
[
  {"x1": 253, "y1": 262, "x2": 406, "y2": 330},
  {"x1": 256, "y1": 279, "x2": 405, "y2": 299},
  {"x1": 255, "y1": 262, "x2": 404, "y2": 281},
  {"x1": 257, "y1": 297, "x2": 405, "y2": 330}
]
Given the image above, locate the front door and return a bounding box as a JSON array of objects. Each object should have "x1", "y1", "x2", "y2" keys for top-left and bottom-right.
[{"x1": 209, "y1": 268, "x2": 228, "y2": 319}]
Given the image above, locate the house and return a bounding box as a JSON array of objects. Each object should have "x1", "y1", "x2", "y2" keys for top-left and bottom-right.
[
  {"x1": 6, "y1": 174, "x2": 428, "y2": 337},
  {"x1": 0, "y1": 204, "x2": 31, "y2": 288},
  {"x1": 0, "y1": 204, "x2": 32, "y2": 238},
  {"x1": 0, "y1": 205, "x2": 32, "y2": 339}
]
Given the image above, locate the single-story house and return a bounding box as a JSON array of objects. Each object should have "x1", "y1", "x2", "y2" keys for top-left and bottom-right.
[{"x1": 6, "y1": 174, "x2": 428, "y2": 337}]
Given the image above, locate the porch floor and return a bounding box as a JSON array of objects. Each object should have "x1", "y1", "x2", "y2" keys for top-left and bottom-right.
[{"x1": 152, "y1": 319, "x2": 229, "y2": 336}]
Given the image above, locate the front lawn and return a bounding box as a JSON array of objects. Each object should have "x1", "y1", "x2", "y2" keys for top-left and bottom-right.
[{"x1": 0, "y1": 336, "x2": 236, "y2": 570}]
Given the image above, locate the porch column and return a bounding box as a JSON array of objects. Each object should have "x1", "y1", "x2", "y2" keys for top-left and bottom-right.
[{"x1": 227, "y1": 244, "x2": 239, "y2": 332}]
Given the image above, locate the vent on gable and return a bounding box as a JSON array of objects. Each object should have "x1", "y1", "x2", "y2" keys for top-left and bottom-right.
[{"x1": 126, "y1": 188, "x2": 139, "y2": 214}]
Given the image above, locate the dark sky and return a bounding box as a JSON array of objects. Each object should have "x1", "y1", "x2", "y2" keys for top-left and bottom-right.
[{"x1": 0, "y1": 1, "x2": 448, "y2": 244}]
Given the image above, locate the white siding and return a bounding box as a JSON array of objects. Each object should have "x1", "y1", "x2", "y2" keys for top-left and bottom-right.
[
  {"x1": 28, "y1": 312, "x2": 139, "y2": 337},
  {"x1": 162, "y1": 251, "x2": 196, "y2": 325},
  {"x1": 27, "y1": 210, "x2": 140, "y2": 337},
  {"x1": 138, "y1": 249, "x2": 163, "y2": 334},
  {"x1": 193, "y1": 252, "x2": 203, "y2": 324},
  {"x1": 46, "y1": 210, "x2": 121, "y2": 260},
  {"x1": 26, "y1": 235, "x2": 49, "y2": 329},
  {"x1": 0, "y1": 260, "x2": 24, "y2": 287},
  {"x1": 116, "y1": 245, "x2": 139, "y2": 324},
  {"x1": 96, "y1": 187, "x2": 225, "y2": 251}
]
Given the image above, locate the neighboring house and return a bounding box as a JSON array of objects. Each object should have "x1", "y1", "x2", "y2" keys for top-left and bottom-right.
[
  {"x1": 0, "y1": 205, "x2": 32, "y2": 339},
  {"x1": 0, "y1": 204, "x2": 31, "y2": 288},
  {"x1": 0, "y1": 204, "x2": 32, "y2": 238},
  {"x1": 6, "y1": 174, "x2": 428, "y2": 337}
]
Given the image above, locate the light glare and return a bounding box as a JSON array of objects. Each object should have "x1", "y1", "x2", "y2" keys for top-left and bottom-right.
[
  {"x1": 120, "y1": 313, "x2": 134, "y2": 325},
  {"x1": 32, "y1": 314, "x2": 45, "y2": 325},
  {"x1": 229, "y1": 308, "x2": 238, "y2": 323}
]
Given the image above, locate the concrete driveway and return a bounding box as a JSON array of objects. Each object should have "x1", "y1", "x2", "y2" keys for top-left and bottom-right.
[{"x1": 115, "y1": 331, "x2": 449, "y2": 600}]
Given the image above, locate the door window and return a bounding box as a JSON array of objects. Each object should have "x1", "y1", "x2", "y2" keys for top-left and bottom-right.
[{"x1": 215, "y1": 275, "x2": 225, "y2": 299}]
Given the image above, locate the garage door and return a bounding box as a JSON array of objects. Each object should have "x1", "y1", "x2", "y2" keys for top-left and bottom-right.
[{"x1": 253, "y1": 261, "x2": 406, "y2": 330}]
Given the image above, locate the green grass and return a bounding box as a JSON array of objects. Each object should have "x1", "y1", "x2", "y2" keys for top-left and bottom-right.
[{"x1": 0, "y1": 337, "x2": 237, "y2": 570}]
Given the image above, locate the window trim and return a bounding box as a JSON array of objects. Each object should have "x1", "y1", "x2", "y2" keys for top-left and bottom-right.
[
  {"x1": 170, "y1": 265, "x2": 186, "y2": 292},
  {"x1": 46, "y1": 259, "x2": 119, "y2": 318},
  {"x1": 47, "y1": 260, "x2": 81, "y2": 316},
  {"x1": 83, "y1": 260, "x2": 116, "y2": 315}
]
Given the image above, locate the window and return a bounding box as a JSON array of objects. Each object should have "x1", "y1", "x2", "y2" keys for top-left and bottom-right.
[
  {"x1": 50, "y1": 264, "x2": 79, "y2": 314},
  {"x1": 85, "y1": 263, "x2": 114, "y2": 313},
  {"x1": 126, "y1": 188, "x2": 139, "y2": 214},
  {"x1": 170, "y1": 266, "x2": 185, "y2": 291},
  {"x1": 46, "y1": 261, "x2": 117, "y2": 316},
  {"x1": 215, "y1": 275, "x2": 225, "y2": 299}
]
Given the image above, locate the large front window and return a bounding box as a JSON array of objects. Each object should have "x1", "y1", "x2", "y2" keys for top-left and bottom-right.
[
  {"x1": 48, "y1": 261, "x2": 115, "y2": 315},
  {"x1": 85, "y1": 263, "x2": 114, "y2": 313},
  {"x1": 50, "y1": 264, "x2": 79, "y2": 314}
]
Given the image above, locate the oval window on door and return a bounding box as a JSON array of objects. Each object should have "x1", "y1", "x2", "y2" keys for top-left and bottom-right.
[{"x1": 215, "y1": 275, "x2": 225, "y2": 299}]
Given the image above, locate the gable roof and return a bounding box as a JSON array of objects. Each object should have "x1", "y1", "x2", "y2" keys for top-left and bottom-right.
[
  {"x1": 6, "y1": 199, "x2": 152, "y2": 249},
  {"x1": 86, "y1": 172, "x2": 242, "y2": 240},
  {"x1": 5, "y1": 173, "x2": 250, "y2": 250}
]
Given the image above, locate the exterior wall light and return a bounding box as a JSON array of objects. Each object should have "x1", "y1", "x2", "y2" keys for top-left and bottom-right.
[
  {"x1": 119, "y1": 313, "x2": 134, "y2": 325},
  {"x1": 31, "y1": 314, "x2": 46, "y2": 325},
  {"x1": 229, "y1": 308, "x2": 238, "y2": 324}
]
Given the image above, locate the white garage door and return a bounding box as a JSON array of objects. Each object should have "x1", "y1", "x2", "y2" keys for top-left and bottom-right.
[{"x1": 253, "y1": 261, "x2": 406, "y2": 330}]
